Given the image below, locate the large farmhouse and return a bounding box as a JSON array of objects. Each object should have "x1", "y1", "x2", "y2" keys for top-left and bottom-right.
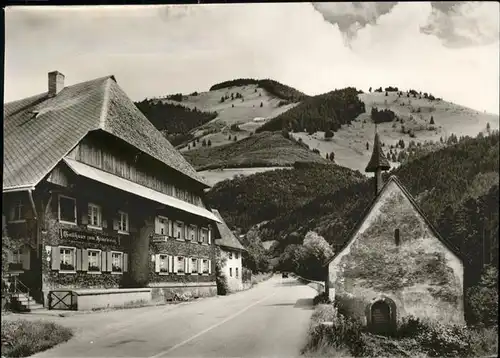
[
  {"x1": 325, "y1": 132, "x2": 465, "y2": 334},
  {"x1": 3, "y1": 71, "x2": 222, "y2": 311}
]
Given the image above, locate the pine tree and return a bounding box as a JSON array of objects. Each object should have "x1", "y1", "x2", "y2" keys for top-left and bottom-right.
[
  {"x1": 202, "y1": 139, "x2": 207, "y2": 147},
  {"x1": 208, "y1": 140, "x2": 212, "y2": 147},
  {"x1": 486, "y1": 122, "x2": 491, "y2": 134},
  {"x1": 234, "y1": 136, "x2": 238, "y2": 141},
  {"x1": 430, "y1": 116, "x2": 435, "y2": 125},
  {"x1": 228, "y1": 135, "x2": 231, "y2": 140},
  {"x1": 369, "y1": 87, "x2": 372, "y2": 92},
  {"x1": 260, "y1": 102, "x2": 263, "y2": 108},
  {"x1": 329, "y1": 152, "x2": 335, "y2": 162},
  {"x1": 366, "y1": 142, "x2": 370, "y2": 151}
]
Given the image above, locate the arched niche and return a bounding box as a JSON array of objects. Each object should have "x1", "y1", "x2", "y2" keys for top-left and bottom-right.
[{"x1": 365, "y1": 295, "x2": 397, "y2": 335}]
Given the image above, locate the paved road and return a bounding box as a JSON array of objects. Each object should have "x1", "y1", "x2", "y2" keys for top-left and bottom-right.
[{"x1": 30, "y1": 275, "x2": 317, "y2": 358}]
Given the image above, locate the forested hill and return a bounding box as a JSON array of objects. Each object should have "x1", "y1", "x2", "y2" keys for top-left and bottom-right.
[
  {"x1": 206, "y1": 161, "x2": 365, "y2": 231},
  {"x1": 255, "y1": 87, "x2": 365, "y2": 134},
  {"x1": 259, "y1": 133, "x2": 499, "y2": 277},
  {"x1": 135, "y1": 99, "x2": 217, "y2": 146},
  {"x1": 209, "y1": 78, "x2": 308, "y2": 103}
]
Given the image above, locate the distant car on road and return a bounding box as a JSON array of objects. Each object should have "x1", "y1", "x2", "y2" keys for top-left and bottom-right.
[{"x1": 282, "y1": 272, "x2": 289, "y2": 278}]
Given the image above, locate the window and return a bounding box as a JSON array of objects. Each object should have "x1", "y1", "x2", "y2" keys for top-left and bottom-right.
[
  {"x1": 229, "y1": 252, "x2": 233, "y2": 259},
  {"x1": 235, "y1": 252, "x2": 239, "y2": 259},
  {"x1": 202, "y1": 259, "x2": 209, "y2": 274},
  {"x1": 87, "y1": 250, "x2": 101, "y2": 272},
  {"x1": 177, "y1": 256, "x2": 185, "y2": 274},
  {"x1": 394, "y1": 228, "x2": 401, "y2": 246},
  {"x1": 236, "y1": 267, "x2": 239, "y2": 278},
  {"x1": 156, "y1": 216, "x2": 169, "y2": 235},
  {"x1": 88, "y1": 203, "x2": 102, "y2": 228},
  {"x1": 8, "y1": 249, "x2": 23, "y2": 271},
  {"x1": 60, "y1": 247, "x2": 76, "y2": 271},
  {"x1": 189, "y1": 225, "x2": 197, "y2": 241},
  {"x1": 159, "y1": 255, "x2": 169, "y2": 273},
  {"x1": 191, "y1": 258, "x2": 198, "y2": 274},
  {"x1": 9, "y1": 199, "x2": 25, "y2": 222},
  {"x1": 118, "y1": 211, "x2": 129, "y2": 233},
  {"x1": 112, "y1": 252, "x2": 123, "y2": 273},
  {"x1": 59, "y1": 195, "x2": 76, "y2": 224},
  {"x1": 229, "y1": 267, "x2": 233, "y2": 277},
  {"x1": 200, "y1": 228, "x2": 208, "y2": 243},
  {"x1": 175, "y1": 221, "x2": 184, "y2": 239}
]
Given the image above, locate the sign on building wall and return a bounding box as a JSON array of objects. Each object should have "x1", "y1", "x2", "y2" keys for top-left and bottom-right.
[{"x1": 60, "y1": 228, "x2": 120, "y2": 245}]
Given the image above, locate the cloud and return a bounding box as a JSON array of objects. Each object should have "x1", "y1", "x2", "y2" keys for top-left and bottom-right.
[
  {"x1": 311, "y1": 2, "x2": 398, "y2": 44},
  {"x1": 422, "y1": 1, "x2": 500, "y2": 47}
]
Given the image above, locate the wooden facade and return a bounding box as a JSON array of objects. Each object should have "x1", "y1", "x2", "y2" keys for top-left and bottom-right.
[{"x1": 3, "y1": 130, "x2": 217, "y2": 307}]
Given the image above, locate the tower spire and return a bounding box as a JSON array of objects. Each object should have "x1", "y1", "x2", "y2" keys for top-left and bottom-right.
[{"x1": 365, "y1": 127, "x2": 391, "y2": 195}]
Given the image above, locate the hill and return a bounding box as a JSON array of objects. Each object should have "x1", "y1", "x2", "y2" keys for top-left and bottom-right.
[
  {"x1": 256, "y1": 133, "x2": 499, "y2": 280},
  {"x1": 182, "y1": 131, "x2": 329, "y2": 171},
  {"x1": 134, "y1": 99, "x2": 217, "y2": 146},
  {"x1": 205, "y1": 161, "x2": 365, "y2": 231},
  {"x1": 209, "y1": 78, "x2": 309, "y2": 102},
  {"x1": 256, "y1": 87, "x2": 366, "y2": 133},
  {"x1": 285, "y1": 90, "x2": 499, "y2": 173}
]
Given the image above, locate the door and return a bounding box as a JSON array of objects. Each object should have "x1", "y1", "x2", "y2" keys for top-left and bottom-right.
[{"x1": 371, "y1": 301, "x2": 391, "y2": 335}]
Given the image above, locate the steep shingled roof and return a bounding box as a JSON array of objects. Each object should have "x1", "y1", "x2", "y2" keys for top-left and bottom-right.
[
  {"x1": 211, "y1": 209, "x2": 246, "y2": 251},
  {"x1": 3, "y1": 75, "x2": 208, "y2": 190},
  {"x1": 365, "y1": 132, "x2": 391, "y2": 172}
]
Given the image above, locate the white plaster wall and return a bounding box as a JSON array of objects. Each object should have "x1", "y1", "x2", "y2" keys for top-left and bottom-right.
[
  {"x1": 221, "y1": 248, "x2": 243, "y2": 292},
  {"x1": 328, "y1": 179, "x2": 465, "y2": 325}
]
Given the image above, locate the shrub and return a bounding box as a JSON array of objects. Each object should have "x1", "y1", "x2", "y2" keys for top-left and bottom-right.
[
  {"x1": 242, "y1": 267, "x2": 252, "y2": 282},
  {"x1": 417, "y1": 323, "x2": 473, "y2": 357},
  {"x1": 313, "y1": 292, "x2": 331, "y2": 305},
  {"x1": 1, "y1": 320, "x2": 73, "y2": 358},
  {"x1": 216, "y1": 272, "x2": 229, "y2": 295}
]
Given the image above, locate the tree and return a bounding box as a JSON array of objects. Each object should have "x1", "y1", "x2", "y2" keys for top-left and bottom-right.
[
  {"x1": 234, "y1": 136, "x2": 238, "y2": 141},
  {"x1": 466, "y1": 265, "x2": 498, "y2": 327},
  {"x1": 385, "y1": 92, "x2": 388, "y2": 97},
  {"x1": 369, "y1": 87, "x2": 372, "y2": 93},
  {"x1": 192, "y1": 141, "x2": 196, "y2": 148},
  {"x1": 366, "y1": 142, "x2": 370, "y2": 151},
  {"x1": 324, "y1": 129, "x2": 334, "y2": 139},
  {"x1": 430, "y1": 116, "x2": 435, "y2": 125},
  {"x1": 188, "y1": 144, "x2": 190, "y2": 149},
  {"x1": 487, "y1": 122, "x2": 491, "y2": 134},
  {"x1": 231, "y1": 93, "x2": 234, "y2": 100},
  {"x1": 202, "y1": 139, "x2": 207, "y2": 147},
  {"x1": 220, "y1": 96, "x2": 225, "y2": 103},
  {"x1": 232, "y1": 104, "x2": 234, "y2": 108},
  {"x1": 208, "y1": 139, "x2": 212, "y2": 147},
  {"x1": 260, "y1": 102, "x2": 263, "y2": 108},
  {"x1": 228, "y1": 135, "x2": 232, "y2": 140},
  {"x1": 329, "y1": 152, "x2": 335, "y2": 162},
  {"x1": 326, "y1": 153, "x2": 330, "y2": 160},
  {"x1": 300, "y1": 232, "x2": 334, "y2": 280}
]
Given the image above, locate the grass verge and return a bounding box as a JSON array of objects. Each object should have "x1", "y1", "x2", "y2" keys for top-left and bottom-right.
[
  {"x1": 303, "y1": 303, "x2": 498, "y2": 358},
  {"x1": 1, "y1": 319, "x2": 73, "y2": 358}
]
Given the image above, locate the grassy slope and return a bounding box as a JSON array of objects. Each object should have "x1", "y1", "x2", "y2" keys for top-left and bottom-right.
[
  {"x1": 183, "y1": 131, "x2": 329, "y2": 171},
  {"x1": 291, "y1": 91, "x2": 499, "y2": 174},
  {"x1": 158, "y1": 84, "x2": 299, "y2": 150}
]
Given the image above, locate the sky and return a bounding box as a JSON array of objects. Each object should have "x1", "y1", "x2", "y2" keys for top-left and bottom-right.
[{"x1": 4, "y1": 2, "x2": 500, "y2": 114}]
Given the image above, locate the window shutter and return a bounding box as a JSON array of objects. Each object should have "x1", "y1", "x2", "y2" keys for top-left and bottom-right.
[
  {"x1": 154, "y1": 217, "x2": 159, "y2": 234},
  {"x1": 22, "y1": 246, "x2": 31, "y2": 270},
  {"x1": 81, "y1": 211, "x2": 89, "y2": 225},
  {"x1": 106, "y1": 252, "x2": 113, "y2": 272},
  {"x1": 123, "y1": 253, "x2": 128, "y2": 272},
  {"x1": 7, "y1": 250, "x2": 13, "y2": 263},
  {"x1": 100, "y1": 251, "x2": 107, "y2": 271},
  {"x1": 208, "y1": 259, "x2": 212, "y2": 274},
  {"x1": 113, "y1": 219, "x2": 119, "y2": 231},
  {"x1": 102, "y1": 219, "x2": 108, "y2": 229},
  {"x1": 186, "y1": 257, "x2": 191, "y2": 274},
  {"x1": 184, "y1": 225, "x2": 188, "y2": 240},
  {"x1": 173, "y1": 256, "x2": 178, "y2": 273},
  {"x1": 168, "y1": 221, "x2": 173, "y2": 237},
  {"x1": 208, "y1": 227, "x2": 212, "y2": 245},
  {"x1": 51, "y1": 246, "x2": 60, "y2": 270},
  {"x1": 154, "y1": 254, "x2": 160, "y2": 273},
  {"x1": 82, "y1": 250, "x2": 88, "y2": 272},
  {"x1": 168, "y1": 255, "x2": 173, "y2": 273},
  {"x1": 198, "y1": 258, "x2": 202, "y2": 274},
  {"x1": 76, "y1": 249, "x2": 83, "y2": 271}
]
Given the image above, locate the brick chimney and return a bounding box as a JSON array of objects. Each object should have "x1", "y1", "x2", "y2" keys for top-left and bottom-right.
[{"x1": 48, "y1": 71, "x2": 65, "y2": 97}]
